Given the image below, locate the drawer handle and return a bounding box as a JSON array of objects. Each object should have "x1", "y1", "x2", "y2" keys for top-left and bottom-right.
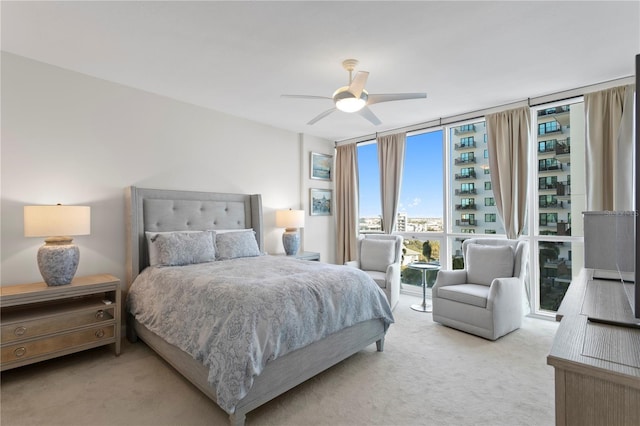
[
  {"x1": 95, "y1": 329, "x2": 105, "y2": 339},
  {"x1": 14, "y1": 326, "x2": 27, "y2": 336},
  {"x1": 14, "y1": 347, "x2": 27, "y2": 358},
  {"x1": 95, "y1": 310, "x2": 105, "y2": 320}
]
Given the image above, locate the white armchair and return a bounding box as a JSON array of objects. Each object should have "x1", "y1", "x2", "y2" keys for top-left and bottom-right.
[
  {"x1": 432, "y1": 238, "x2": 527, "y2": 340},
  {"x1": 345, "y1": 234, "x2": 403, "y2": 311}
]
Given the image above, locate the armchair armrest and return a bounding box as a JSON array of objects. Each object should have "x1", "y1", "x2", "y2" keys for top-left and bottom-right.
[
  {"x1": 345, "y1": 260, "x2": 360, "y2": 269},
  {"x1": 487, "y1": 276, "x2": 522, "y2": 311},
  {"x1": 432, "y1": 269, "x2": 468, "y2": 290}
]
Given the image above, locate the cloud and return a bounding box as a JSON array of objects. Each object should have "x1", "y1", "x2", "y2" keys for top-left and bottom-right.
[{"x1": 407, "y1": 197, "x2": 421, "y2": 208}]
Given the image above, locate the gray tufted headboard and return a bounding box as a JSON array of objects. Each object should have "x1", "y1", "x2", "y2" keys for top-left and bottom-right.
[{"x1": 125, "y1": 186, "x2": 263, "y2": 289}]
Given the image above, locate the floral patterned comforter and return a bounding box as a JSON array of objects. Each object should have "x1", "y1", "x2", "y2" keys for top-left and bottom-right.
[{"x1": 127, "y1": 255, "x2": 394, "y2": 413}]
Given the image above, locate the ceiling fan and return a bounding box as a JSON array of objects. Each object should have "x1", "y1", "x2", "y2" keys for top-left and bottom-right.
[{"x1": 282, "y1": 59, "x2": 427, "y2": 126}]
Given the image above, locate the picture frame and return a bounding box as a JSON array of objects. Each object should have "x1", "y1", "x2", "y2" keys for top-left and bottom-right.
[
  {"x1": 310, "y1": 188, "x2": 332, "y2": 216},
  {"x1": 310, "y1": 152, "x2": 333, "y2": 181}
]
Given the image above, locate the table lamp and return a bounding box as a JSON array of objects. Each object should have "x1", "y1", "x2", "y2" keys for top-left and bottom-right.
[
  {"x1": 24, "y1": 204, "x2": 91, "y2": 286},
  {"x1": 275, "y1": 209, "x2": 304, "y2": 256}
]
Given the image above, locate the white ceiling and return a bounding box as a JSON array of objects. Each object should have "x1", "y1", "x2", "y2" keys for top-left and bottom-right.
[{"x1": 2, "y1": 1, "x2": 639, "y2": 141}]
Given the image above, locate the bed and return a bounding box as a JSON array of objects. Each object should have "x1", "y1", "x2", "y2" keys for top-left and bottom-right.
[{"x1": 124, "y1": 186, "x2": 393, "y2": 425}]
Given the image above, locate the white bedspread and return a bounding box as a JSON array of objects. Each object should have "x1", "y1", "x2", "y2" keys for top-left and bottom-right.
[{"x1": 127, "y1": 256, "x2": 394, "y2": 413}]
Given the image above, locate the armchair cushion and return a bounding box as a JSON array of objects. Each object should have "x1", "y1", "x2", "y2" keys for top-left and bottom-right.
[
  {"x1": 359, "y1": 239, "x2": 395, "y2": 272},
  {"x1": 438, "y1": 284, "x2": 489, "y2": 308},
  {"x1": 466, "y1": 244, "x2": 514, "y2": 286}
]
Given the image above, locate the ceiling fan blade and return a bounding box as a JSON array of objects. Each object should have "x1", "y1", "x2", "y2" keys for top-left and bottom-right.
[
  {"x1": 358, "y1": 106, "x2": 381, "y2": 126},
  {"x1": 367, "y1": 93, "x2": 427, "y2": 105},
  {"x1": 348, "y1": 71, "x2": 369, "y2": 98},
  {"x1": 308, "y1": 107, "x2": 336, "y2": 125},
  {"x1": 282, "y1": 94, "x2": 332, "y2": 100}
]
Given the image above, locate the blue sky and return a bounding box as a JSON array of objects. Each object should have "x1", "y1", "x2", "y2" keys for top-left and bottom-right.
[{"x1": 358, "y1": 130, "x2": 444, "y2": 218}]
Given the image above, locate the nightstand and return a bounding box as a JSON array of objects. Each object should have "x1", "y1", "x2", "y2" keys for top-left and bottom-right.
[
  {"x1": 274, "y1": 251, "x2": 321, "y2": 261},
  {"x1": 0, "y1": 274, "x2": 121, "y2": 371}
]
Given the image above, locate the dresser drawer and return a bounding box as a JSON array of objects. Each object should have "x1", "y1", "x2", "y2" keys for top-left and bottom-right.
[
  {"x1": 1, "y1": 325, "x2": 115, "y2": 364},
  {"x1": 1, "y1": 304, "x2": 115, "y2": 344}
]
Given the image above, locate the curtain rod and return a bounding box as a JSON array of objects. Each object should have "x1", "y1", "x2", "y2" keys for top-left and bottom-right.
[{"x1": 335, "y1": 75, "x2": 634, "y2": 147}]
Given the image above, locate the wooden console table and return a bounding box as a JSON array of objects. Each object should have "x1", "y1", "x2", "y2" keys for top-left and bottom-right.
[{"x1": 547, "y1": 268, "x2": 640, "y2": 425}]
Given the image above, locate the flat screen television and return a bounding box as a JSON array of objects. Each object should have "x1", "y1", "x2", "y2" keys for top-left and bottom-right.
[{"x1": 633, "y1": 53, "x2": 639, "y2": 320}]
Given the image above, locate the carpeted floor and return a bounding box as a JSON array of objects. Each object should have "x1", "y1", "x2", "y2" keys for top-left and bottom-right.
[{"x1": 0, "y1": 294, "x2": 558, "y2": 426}]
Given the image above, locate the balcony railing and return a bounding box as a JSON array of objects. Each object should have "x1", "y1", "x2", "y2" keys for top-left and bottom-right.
[
  {"x1": 537, "y1": 106, "x2": 570, "y2": 117},
  {"x1": 454, "y1": 141, "x2": 477, "y2": 150},
  {"x1": 539, "y1": 163, "x2": 563, "y2": 172},
  {"x1": 454, "y1": 125, "x2": 476, "y2": 135},
  {"x1": 455, "y1": 188, "x2": 477, "y2": 195},
  {"x1": 455, "y1": 204, "x2": 477, "y2": 210},
  {"x1": 556, "y1": 182, "x2": 571, "y2": 196},
  {"x1": 539, "y1": 200, "x2": 565, "y2": 209},
  {"x1": 556, "y1": 143, "x2": 570, "y2": 156},
  {"x1": 456, "y1": 219, "x2": 478, "y2": 226},
  {"x1": 539, "y1": 182, "x2": 558, "y2": 190},
  {"x1": 455, "y1": 171, "x2": 476, "y2": 180},
  {"x1": 454, "y1": 157, "x2": 476, "y2": 165}
]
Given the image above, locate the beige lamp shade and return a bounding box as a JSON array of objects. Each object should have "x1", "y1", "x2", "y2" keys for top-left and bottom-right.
[
  {"x1": 276, "y1": 209, "x2": 305, "y2": 230},
  {"x1": 24, "y1": 205, "x2": 91, "y2": 237}
]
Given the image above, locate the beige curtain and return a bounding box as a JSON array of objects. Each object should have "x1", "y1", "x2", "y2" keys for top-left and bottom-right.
[
  {"x1": 335, "y1": 144, "x2": 359, "y2": 264},
  {"x1": 585, "y1": 85, "x2": 635, "y2": 211},
  {"x1": 377, "y1": 132, "x2": 406, "y2": 233},
  {"x1": 486, "y1": 106, "x2": 530, "y2": 239}
]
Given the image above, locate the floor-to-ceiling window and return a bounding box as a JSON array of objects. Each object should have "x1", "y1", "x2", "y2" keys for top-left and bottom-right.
[
  {"x1": 354, "y1": 99, "x2": 587, "y2": 316},
  {"x1": 357, "y1": 142, "x2": 382, "y2": 233},
  {"x1": 396, "y1": 130, "x2": 444, "y2": 292},
  {"x1": 531, "y1": 100, "x2": 585, "y2": 314}
]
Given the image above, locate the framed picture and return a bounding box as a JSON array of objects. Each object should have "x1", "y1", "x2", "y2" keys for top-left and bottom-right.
[
  {"x1": 310, "y1": 152, "x2": 333, "y2": 181},
  {"x1": 310, "y1": 188, "x2": 332, "y2": 216}
]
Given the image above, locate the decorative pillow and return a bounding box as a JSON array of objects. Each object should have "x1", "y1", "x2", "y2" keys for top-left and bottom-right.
[
  {"x1": 215, "y1": 229, "x2": 261, "y2": 260},
  {"x1": 146, "y1": 231, "x2": 198, "y2": 266},
  {"x1": 147, "y1": 231, "x2": 215, "y2": 267},
  {"x1": 359, "y1": 239, "x2": 396, "y2": 273},
  {"x1": 466, "y1": 244, "x2": 514, "y2": 286}
]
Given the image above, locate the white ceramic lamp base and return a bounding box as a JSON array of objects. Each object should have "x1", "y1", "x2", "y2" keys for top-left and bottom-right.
[
  {"x1": 282, "y1": 229, "x2": 300, "y2": 256},
  {"x1": 37, "y1": 237, "x2": 79, "y2": 286}
]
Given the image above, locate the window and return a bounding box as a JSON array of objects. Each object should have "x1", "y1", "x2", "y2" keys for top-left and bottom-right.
[
  {"x1": 396, "y1": 130, "x2": 444, "y2": 295},
  {"x1": 457, "y1": 182, "x2": 475, "y2": 195},
  {"x1": 357, "y1": 142, "x2": 381, "y2": 233},
  {"x1": 533, "y1": 100, "x2": 585, "y2": 316},
  {"x1": 353, "y1": 98, "x2": 584, "y2": 317},
  {"x1": 397, "y1": 130, "x2": 444, "y2": 233},
  {"x1": 539, "y1": 158, "x2": 562, "y2": 171},
  {"x1": 450, "y1": 120, "x2": 503, "y2": 236},
  {"x1": 539, "y1": 176, "x2": 558, "y2": 189},
  {"x1": 538, "y1": 139, "x2": 557, "y2": 153},
  {"x1": 484, "y1": 149, "x2": 488, "y2": 159},
  {"x1": 538, "y1": 120, "x2": 561, "y2": 135}
]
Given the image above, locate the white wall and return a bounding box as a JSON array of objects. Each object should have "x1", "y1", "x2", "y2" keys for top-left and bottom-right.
[{"x1": 1, "y1": 53, "x2": 334, "y2": 287}]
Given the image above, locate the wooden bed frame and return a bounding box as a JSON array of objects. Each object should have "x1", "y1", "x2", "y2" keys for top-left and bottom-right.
[{"x1": 124, "y1": 186, "x2": 386, "y2": 425}]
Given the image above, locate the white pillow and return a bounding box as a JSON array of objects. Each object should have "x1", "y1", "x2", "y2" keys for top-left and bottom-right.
[
  {"x1": 359, "y1": 239, "x2": 396, "y2": 273},
  {"x1": 466, "y1": 244, "x2": 514, "y2": 286},
  {"x1": 215, "y1": 229, "x2": 261, "y2": 260},
  {"x1": 146, "y1": 230, "x2": 214, "y2": 266}
]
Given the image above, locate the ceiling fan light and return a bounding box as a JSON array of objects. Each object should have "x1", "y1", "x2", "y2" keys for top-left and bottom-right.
[{"x1": 336, "y1": 97, "x2": 366, "y2": 113}]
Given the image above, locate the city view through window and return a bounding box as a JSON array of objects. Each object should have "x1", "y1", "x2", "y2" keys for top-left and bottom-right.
[{"x1": 356, "y1": 100, "x2": 585, "y2": 314}]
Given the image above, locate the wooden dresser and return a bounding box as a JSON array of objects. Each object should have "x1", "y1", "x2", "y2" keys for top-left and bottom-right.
[
  {"x1": 547, "y1": 269, "x2": 640, "y2": 425},
  {"x1": 1, "y1": 274, "x2": 121, "y2": 371}
]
